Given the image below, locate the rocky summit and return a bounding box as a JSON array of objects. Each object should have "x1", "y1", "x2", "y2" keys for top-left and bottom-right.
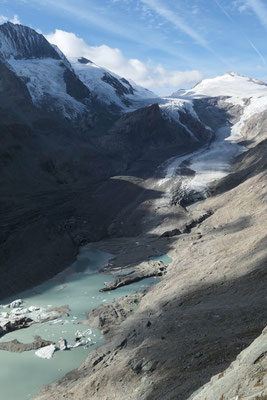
[{"x1": 0, "y1": 20, "x2": 266, "y2": 400}]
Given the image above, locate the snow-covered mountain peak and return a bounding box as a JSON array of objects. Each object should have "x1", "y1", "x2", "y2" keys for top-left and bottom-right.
[
  {"x1": 0, "y1": 22, "x2": 156, "y2": 116},
  {"x1": 171, "y1": 72, "x2": 267, "y2": 101},
  {"x1": 0, "y1": 22, "x2": 60, "y2": 60},
  {"x1": 225, "y1": 71, "x2": 241, "y2": 77},
  {"x1": 69, "y1": 56, "x2": 156, "y2": 108}
]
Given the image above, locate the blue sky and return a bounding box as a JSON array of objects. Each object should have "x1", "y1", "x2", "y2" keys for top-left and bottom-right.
[{"x1": 0, "y1": 0, "x2": 267, "y2": 94}]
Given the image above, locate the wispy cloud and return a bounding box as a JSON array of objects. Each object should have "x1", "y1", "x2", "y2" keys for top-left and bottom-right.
[
  {"x1": 32, "y1": 0, "x2": 133, "y2": 39},
  {"x1": 140, "y1": 0, "x2": 209, "y2": 49},
  {"x1": 215, "y1": 0, "x2": 267, "y2": 66},
  {"x1": 140, "y1": 0, "x2": 232, "y2": 70},
  {"x1": 245, "y1": 0, "x2": 267, "y2": 29},
  {"x1": 248, "y1": 40, "x2": 267, "y2": 66},
  {"x1": 26, "y1": 0, "x2": 196, "y2": 64}
]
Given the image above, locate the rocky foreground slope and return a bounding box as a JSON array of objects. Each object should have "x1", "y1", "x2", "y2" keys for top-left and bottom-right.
[{"x1": 34, "y1": 85, "x2": 267, "y2": 398}]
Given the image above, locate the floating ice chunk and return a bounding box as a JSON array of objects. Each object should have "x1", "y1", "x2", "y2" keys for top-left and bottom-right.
[
  {"x1": 83, "y1": 329, "x2": 92, "y2": 335},
  {"x1": 75, "y1": 330, "x2": 83, "y2": 339},
  {"x1": 49, "y1": 319, "x2": 62, "y2": 325},
  {"x1": 10, "y1": 307, "x2": 26, "y2": 315},
  {"x1": 35, "y1": 345, "x2": 57, "y2": 359},
  {"x1": 28, "y1": 306, "x2": 40, "y2": 312}
]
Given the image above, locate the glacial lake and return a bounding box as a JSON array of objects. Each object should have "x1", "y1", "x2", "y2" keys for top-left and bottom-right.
[{"x1": 0, "y1": 248, "x2": 171, "y2": 400}]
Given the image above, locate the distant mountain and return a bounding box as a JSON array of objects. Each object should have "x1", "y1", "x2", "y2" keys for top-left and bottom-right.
[
  {"x1": 171, "y1": 71, "x2": 267, "y2": 100},
  {"x1": 0, "y1": 22, "x2": 156, "y2": 119}
]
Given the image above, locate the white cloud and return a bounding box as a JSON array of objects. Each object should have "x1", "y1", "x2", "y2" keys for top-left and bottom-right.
[
  {"x1": 46, "y1": 29, "x2": 202, "y2": 92},
  {"x1": 11, "y1": 15, "x2": 21, "y2": 24},
  {"x1": 0, "y1": 14, "x2": 21, "y2": 24}
]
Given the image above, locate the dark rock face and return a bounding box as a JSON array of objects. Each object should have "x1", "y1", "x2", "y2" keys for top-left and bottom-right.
[
  {"x1": 95, "y1": 103, "x2": 210, "y2": 166},
  {"x1": 102, "y1": 72, "x2": 134, "y2": 96},
  {"x1": 0, "y1": 59, "x2": 33, "y2": 117},
  {"x1": 120, "y1": 77, "x2": 136, "y2": 93},
  {"x1": 0, "y1": 22, "x2": 60, "y2": 60},
  {"x1": 63, "y1": 68, "x2": 91, "y2": 101},
  {"x1": 78, "y1": 57, "x2": 93, "y2": 64}
]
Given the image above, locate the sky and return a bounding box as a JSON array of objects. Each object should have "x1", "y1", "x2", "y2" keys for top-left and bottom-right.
[{"x1": 0, "y1": 0, "x2": 267, "y2": 95}]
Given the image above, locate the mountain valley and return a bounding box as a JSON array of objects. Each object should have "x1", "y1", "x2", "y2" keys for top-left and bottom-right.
[{"x1": 0, "y1": 21, "x2": 266, "y2": 400}]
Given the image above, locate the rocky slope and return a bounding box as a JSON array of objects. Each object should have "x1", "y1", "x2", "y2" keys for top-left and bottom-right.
[
  {"x1": 33, "y1": 77, "x2": 267, "y2": 399},
  {"x1": 188, "y1": 326, "x2": 267, "y2": 400}
]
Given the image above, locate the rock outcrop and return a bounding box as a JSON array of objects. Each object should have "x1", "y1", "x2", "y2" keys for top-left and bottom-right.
[
  {"x1": 0, "y1": 336, "x2": 54, "y2": 353},
  {"x1": 87, "y1": 293, "x2": 144, "y2": 334},
  {"x1": 100, "y1": 260, "x2": 167, "y2": 291}
]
